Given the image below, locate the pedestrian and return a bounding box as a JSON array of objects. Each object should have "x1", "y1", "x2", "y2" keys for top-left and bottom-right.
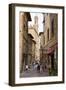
[
  {"x1": 45, "y1": 64, "x2": 47, "y2": 69},
  {"x1": 37, "y1": 64, "x2": 40, "y2": 72},
  {"x1": 25, "y1": 65, "x2": 28, "y2": 70},
  {"x1": 40, "y1": 65, "x2": 42, "y2": 73}
]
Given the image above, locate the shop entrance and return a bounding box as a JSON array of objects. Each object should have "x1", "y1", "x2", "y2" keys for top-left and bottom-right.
[{"x1": 51, "y1": 53, "x2": 54, "y2": 69}]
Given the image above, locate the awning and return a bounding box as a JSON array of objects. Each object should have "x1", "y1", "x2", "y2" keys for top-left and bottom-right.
[
  {"x1": 47, "y1": 43, "x2": 58, "y2": 54},
  {"x1": 40, "y1": 43, "x2": 58, "y2": 55}
]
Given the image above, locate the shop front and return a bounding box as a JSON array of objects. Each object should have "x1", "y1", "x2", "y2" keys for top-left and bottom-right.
[{"x1": 40, "y1": 43, "x2": 58, "y2": 75}]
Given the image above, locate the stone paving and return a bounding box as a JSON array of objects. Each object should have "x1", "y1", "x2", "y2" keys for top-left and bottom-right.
[{"x1": 20, "y1": 65, "x2": 49, "y2": 77}]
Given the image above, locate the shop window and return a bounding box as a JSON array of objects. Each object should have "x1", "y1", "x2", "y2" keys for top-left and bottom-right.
[{"x1": 51, "y1": 53, "x2": 54, "y2": 69}]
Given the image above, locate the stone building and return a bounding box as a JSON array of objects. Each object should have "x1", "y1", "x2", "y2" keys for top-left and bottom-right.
[
  {"x1": 28, "y1": 33, "x2": 33, "y2": 67},
  {"x1": 28, "y1": 26, "x2": 40, "y2": 62},
  {"x1": 28, "y1": 16, "x2": 40, "y2": 62},
  {"x1": 39, "y1": 32, "x2": 44, "y2": 65},
  {"x1": 32, "y1": 39, "x2": 36, "y2": 64},
  {"x1": 42, "y1": 13, "x2": 58, "y2": 75},
  {"x1": 34, "y1": 16, "x2": 38, "y2": 33},
  {"x1": 39, "y1": 32, "x2": 44, "y2": 48},
  {"x1": 19, "y1": 12, "x2": 31, "y2": 73}
]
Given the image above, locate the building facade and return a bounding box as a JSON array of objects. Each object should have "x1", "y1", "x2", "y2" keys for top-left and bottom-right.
[
  {"x1": 39, "y1": 32, "x2": 44, "y2": 65},
  {"x1": 42, "y1": 13, "x2": 58, "y2": 75},
  {"x1": 28, "y1": 34, "x2": 33, "y2": 67},
  {"x1": 19, "y1": 12, "x2": 31, "y2": 73},
  {"x1": 28, "y1": 16, "x2": 40, "y2": 62},
  {"x1": 32, "y1": 40, "x2": 36, "y2": 64}
]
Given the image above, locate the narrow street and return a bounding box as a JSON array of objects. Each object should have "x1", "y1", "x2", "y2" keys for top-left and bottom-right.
[
  {"x1": 19, "y1": 12, "x2": 58, "y2": 77},
  {"x1": 20, "y1": 65, "x2": 49, "y2": 77}
]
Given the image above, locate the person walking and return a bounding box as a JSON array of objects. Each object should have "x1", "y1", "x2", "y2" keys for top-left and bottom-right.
[
  {"x1": 37, "y1": 64, "x2": 40, "y2": 72},
  {"x1": 40, "y1": 65, "x2": 43, "y2": 73},
  {"x1": 25, "y1": 65, "x2": 28, "y2": 70}
]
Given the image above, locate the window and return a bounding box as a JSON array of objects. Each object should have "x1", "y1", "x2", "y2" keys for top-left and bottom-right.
[
  {"x1": 51, "y1": 19, "x2": 54, "y2": 36},
  {"x1": 47, "y1": 28, "x2": 49, "y2": 41}
]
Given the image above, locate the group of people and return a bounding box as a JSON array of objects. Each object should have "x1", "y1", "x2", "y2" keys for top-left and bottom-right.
[
  {"x1": 25, "y1": 62, "x2": 47, "y2": 73},
  {"x1": 32, "y1": 62, "x2": 47, "y2": 73},
  {"x1": 37, "y1": 64, "x2": 47, "y2": 72}
]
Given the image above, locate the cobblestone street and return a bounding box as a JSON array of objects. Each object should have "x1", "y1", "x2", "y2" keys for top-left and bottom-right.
[{"x1": 20, "y1": 65, "x2": 49, "y2": 77}]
